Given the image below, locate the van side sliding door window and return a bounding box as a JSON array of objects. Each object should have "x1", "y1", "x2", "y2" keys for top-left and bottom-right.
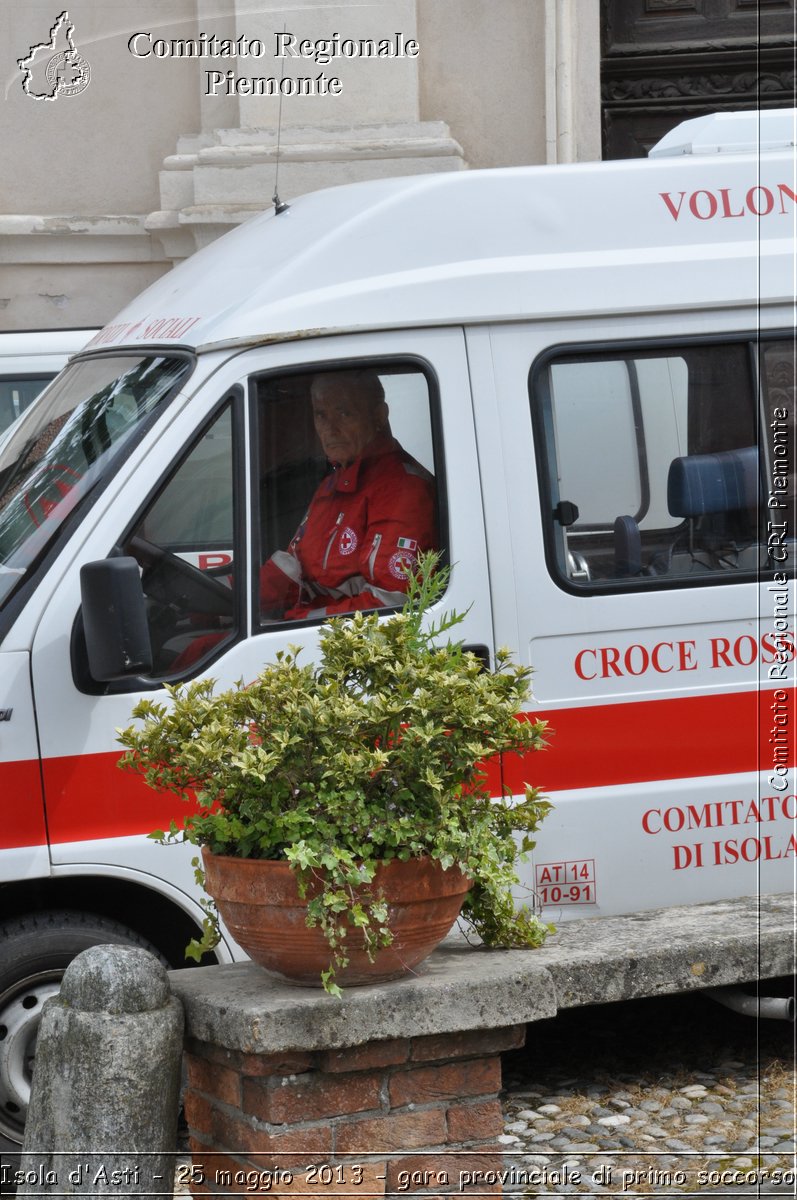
[
  {"x1": 251, "y1": 363, "x2": 441, "y2": 626},
  {"x1": 533, "y1": 339, "x2": 772, "y2": 590}
]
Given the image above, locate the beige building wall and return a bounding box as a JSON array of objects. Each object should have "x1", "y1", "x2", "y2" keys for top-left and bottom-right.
[
  {"x1": 2, "y1": 0, "x2": 200, "y2": 327},
  {"x1": 419, "y1": 0, "x2": 601, "y2": 167},
  {"x1": 4, "y1": 1, "x2": 199, "y2": 215},
  {"x1": 419, "y1": 1, "x2": 548, "y2": 169},
  {"x1": 1, "y1": 0, "x2": 601, "y2": 332}
]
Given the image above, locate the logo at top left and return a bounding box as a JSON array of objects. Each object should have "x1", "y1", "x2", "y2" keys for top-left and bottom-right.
[{"x1": 18, "y1": 10, "x2": 91, "y2": 100}]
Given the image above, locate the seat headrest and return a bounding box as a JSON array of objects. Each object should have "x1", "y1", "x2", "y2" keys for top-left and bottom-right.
[
  {"x1": 613, "y1": 514, "x2": 641, "y2": 576},
  {"x1": 667, "y1": 446, "x2": 760, "y2": 518}
]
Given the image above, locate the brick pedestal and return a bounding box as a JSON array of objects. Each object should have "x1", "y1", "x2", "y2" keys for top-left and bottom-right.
[{"x1": 183, "y1": 1025, "x2": 525, "y2": 1197}]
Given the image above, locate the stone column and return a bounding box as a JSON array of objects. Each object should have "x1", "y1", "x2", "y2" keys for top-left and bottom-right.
[
  {"x1": 148, "y1": 0, "x2": 466, "y2": 262},
  {"x1": 18, "y1": 946, "x2": 184, "y2": 1199},
  {"x1": 543, "y1": 0, "x2": 602, "y2": 165}
]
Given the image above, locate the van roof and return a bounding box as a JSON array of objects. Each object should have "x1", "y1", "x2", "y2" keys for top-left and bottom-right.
[
  {"x1": 86, "y1": 109, "x2": 796, "y2": 356},
  {"x1": 649, "y1": 108, "x2": 796, "y2": 157},
  {"x1": 0, "y1": 329, "x2": 99, "y2": 359}
]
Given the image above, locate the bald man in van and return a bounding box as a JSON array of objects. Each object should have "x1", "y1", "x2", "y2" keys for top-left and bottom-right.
[{"x1": 260, "y1": 370, "x2": 437, "y2": 621}]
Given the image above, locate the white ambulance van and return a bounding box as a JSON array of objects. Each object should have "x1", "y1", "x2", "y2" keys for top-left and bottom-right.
[
  {"x1": 0, "y1": 330, "x2": 98, "y2": 440},
  {"x1": 0, "y1": 109, "x2": 794, "y2": 1147}
]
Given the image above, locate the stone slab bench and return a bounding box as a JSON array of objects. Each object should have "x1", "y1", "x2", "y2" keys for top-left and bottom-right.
[{"x1": 168, "y1": 893, "x2": 795, "y2": 1197}]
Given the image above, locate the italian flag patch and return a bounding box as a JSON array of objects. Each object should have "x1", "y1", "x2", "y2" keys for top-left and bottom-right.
[{"x1": 397, "y1": 537, "x2": 418, "y2": 551}]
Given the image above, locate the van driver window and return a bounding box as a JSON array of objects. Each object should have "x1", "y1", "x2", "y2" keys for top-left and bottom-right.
[
  {"x1": 534, "y1": 339, "x2": 771, "y2": 590},
  {"x1": 122, "y1": 402, "x2": 238, "y2": 677},
  {"x1": 254, "y1": 365, "x2": 439, "y2": 624}
]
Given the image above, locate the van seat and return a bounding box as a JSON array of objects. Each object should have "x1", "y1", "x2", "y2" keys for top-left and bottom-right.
[
  {"x1": 667, "y1": 446, "x2": 759, "y2": 518},
  {"x1": 666, "y1": 446, "x2": 760, "y2": 572}
]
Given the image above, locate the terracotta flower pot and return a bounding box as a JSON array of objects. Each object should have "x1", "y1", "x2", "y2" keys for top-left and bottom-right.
[{"x1": 201, "y1": 848, "x2": 471, "y2": 986}]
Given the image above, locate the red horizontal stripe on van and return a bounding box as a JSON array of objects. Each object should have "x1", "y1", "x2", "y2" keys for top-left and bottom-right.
[
  {"x1": 0, "y1": 759, "x2": 48, "y2": 850},
  {"x1": 5, "y1": 688, "x2": 793, "y2": 850},
  {"x1": 504, "y1": 689, "x2": 795, "y2": 796},
  {"x1": 41, "y1": 752, "x2": 192, "y2": 847}
]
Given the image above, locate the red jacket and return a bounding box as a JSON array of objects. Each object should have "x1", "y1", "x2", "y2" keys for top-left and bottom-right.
[{"x1": 260, "y1": 435, "x2": 437, "y2": 620}]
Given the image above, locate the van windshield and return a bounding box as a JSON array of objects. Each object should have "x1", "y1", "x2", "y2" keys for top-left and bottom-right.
[{"x1": 0, "y1": 354, "x2": 192, "y2": 610}]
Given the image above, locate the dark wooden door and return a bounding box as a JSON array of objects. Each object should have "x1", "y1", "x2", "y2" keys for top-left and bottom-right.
[{"x1": 601, "y1": 0, "x2": 796, "y2": 158}]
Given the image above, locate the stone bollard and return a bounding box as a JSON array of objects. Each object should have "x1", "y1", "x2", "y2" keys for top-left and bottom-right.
[{"x1": 17, "y1": 945, "x2": 184, "y2": 1198}]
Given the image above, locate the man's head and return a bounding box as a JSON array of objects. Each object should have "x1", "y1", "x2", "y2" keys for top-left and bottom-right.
[{"x1": 311, "y1": 371, "x2": 388, "y2": 467}]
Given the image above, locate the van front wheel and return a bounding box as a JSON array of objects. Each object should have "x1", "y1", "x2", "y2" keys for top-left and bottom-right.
[{"x1": 0, "y1": 910, "x2": 167, "y2": 1157}]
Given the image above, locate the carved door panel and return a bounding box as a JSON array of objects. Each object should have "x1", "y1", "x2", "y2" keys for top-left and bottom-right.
[{"x1": 601, "y1": 0, "x2": 796, "y2": 158}]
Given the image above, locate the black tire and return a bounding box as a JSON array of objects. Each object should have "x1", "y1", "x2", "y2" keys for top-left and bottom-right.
[{"x1": 0, "y1": 910, "x2": 167, "y2": 1163}]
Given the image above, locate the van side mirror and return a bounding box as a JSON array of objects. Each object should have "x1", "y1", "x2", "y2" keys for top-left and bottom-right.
[{"x1": 79, "y1": 558, "x2": 153, "y2": 680}]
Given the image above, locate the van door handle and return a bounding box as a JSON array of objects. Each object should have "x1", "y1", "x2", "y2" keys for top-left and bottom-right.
[{"x1": 463, "y1": 644, "x2": 491, "y2": 671}]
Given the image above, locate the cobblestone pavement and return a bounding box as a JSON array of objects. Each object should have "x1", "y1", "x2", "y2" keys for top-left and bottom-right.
[{"x1": 499, "y1": 983, "x2": 796, "y2": 1195}]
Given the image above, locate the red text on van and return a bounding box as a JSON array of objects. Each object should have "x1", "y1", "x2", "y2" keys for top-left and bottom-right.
[
  {"x1": 575, "y1": 640, "x2": 697, "y2": 680},
  {"x1": 660, "y1": 184, "x2": 796, "y2": 221},
  {"x1": 574, "y1": 632, "x2": 794, "y2": 680}
]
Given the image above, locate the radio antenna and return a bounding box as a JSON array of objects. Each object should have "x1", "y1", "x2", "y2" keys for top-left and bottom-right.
[{"x1": 272, "y1": 22, "x2": 290, "y2": 215}]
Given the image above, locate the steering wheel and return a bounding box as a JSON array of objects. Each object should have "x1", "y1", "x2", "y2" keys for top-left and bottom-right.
[{"x1": 128, "y1": 536, "x2": 234, "y2": 616}]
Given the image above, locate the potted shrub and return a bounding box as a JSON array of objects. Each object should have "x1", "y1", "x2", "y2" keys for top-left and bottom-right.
[{"x1": 118, "y1": 555, "x2": 552, "y2": 994}]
